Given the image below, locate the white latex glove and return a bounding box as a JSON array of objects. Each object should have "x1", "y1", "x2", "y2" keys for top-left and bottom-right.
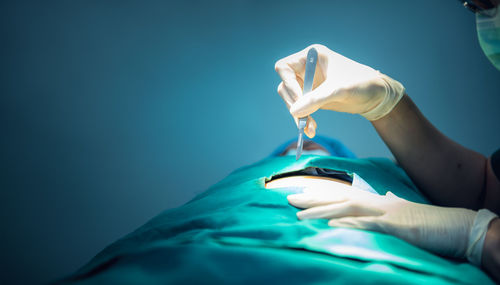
[
  {"x1": 275, "y1": 44, "x2": 405, "y2": 137},
  {"x1": 287, "y1": 186, "x2": 497, "y2": 263}
]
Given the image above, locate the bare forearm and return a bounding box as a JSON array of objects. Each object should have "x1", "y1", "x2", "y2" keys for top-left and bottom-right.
[
  {"x1": 482, "y1": 218, "x2": 500, "y2": 283},
  {"x1": 371, "y1": 94, "x2": 487, "y2": 209}
]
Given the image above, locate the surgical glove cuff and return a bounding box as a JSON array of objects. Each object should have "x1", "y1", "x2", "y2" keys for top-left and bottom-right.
[
  {"x1": 466, "y1": 209, "x2": 499, "y2": 266},
  {"x1": 360, "y1": 74, "x2": 405, "y2": 121}
]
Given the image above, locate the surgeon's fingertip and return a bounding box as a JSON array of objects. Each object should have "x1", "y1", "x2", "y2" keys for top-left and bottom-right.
[
  {"x1": 306, "y1": 117, "x2": 317, "y2": 138},
  {"x1": 287, "y1": 194, "x2": 298, "y2": 204},
  {"x1": 305, "y1": 131, "x2": 315, "y2": 139},
  {"x1": 305, "y1": 126, "x2": 316, "y2": 138},
  {"x1": 296, "y1": 211, "x2": 305, "y2": 220}
]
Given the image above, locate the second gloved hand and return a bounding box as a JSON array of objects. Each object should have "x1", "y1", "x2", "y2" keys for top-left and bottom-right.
[
  {"x1": 275, "y1": 44, "x2": 406, "y2": 137},
  {"x1": 287, "y1": 186, "x2": 477, "y2": 259}
]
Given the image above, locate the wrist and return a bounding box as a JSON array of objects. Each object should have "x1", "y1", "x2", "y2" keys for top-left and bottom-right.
[
  {"x1": 482, "y1": 217, "x2": 500, "y2": 282},
  {"x1": 466, "y1": 209, "x2": 498, "y2": 265},
  {"x1": 360, "y1": 74, "x2": 405, "y2": 121}
]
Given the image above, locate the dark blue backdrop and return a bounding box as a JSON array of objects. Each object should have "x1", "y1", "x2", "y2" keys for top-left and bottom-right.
[{"x1": 1, "y1": 1, "x2": 499, "y2": 284}]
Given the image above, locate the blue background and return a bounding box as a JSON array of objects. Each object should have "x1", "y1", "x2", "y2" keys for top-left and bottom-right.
[{"x1": 1, "y1": 0, "x2": 499, "y2": 284}]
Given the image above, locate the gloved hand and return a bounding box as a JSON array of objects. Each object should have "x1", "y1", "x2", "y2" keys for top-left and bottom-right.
[
  {"x1": 287, "y1": 186, "x2": 497, "y2": 263},
  {"x1": 275, "y1": 44, "x2": 405, "y2": 137}
]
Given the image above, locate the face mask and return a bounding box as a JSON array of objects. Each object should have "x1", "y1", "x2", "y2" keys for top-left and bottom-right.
[{"x1": 476, "y1": 6, "x2": 500, "y2": 71}]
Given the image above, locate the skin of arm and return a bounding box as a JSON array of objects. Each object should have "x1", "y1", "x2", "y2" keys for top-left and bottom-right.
[
  {"x1": 371, "y1": 94, "x2": 500, "y2": 213},
  {"x1": 371, "y1": 94, "x2": 500, "y2": 281}
]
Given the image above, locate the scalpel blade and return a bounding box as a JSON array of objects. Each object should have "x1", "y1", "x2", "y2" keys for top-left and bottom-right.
[{"x1": 296, "y1": 120, "x2": 306, "y2": 160}]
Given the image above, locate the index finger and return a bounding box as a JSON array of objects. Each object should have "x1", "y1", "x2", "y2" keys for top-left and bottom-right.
[{"x1": 274, "y1": 49, "x2": 308, "y2": 101}]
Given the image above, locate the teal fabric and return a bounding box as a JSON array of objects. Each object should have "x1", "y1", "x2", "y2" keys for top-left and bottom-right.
[{"x1": 56, "y1": 155, "x2": 494, "y2": 284}]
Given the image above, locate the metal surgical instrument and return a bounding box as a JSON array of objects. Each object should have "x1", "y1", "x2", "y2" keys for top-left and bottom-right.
[{"x1": 296, "y1": 47, "x2": 318, "y2": 160}]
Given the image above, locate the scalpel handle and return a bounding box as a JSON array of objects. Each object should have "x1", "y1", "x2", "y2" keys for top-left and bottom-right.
[
  {"x1": 296, "y1": 47, "x2": 318, "y2": 160},
  {"x1": 302, "y1": 48, "x2": 318, "y2": 95}
]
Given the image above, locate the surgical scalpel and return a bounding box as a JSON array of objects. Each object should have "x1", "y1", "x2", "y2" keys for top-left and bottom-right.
[{"x1": 296, "y1": 47, "x2": 318, "y2": 160}]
